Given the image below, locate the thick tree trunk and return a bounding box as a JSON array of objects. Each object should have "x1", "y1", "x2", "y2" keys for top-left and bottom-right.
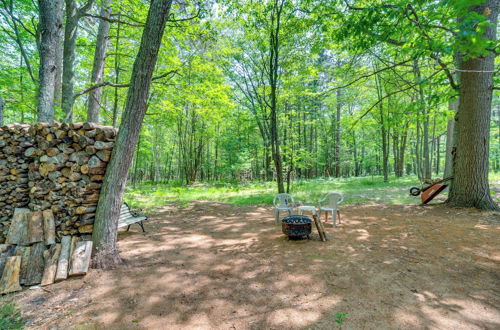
[
  {"x1": 37, "y1": 0, "x2": 62, "y2": 122},
  {"x1": 447, "y1": 0, "x2": 499, "y2": 210},
  {"x1": 87, "y1": 0, "x2": 111, "y2": 123},
  {"x1": 92, "y1": 0, "x2": 173, "y2": 268}
]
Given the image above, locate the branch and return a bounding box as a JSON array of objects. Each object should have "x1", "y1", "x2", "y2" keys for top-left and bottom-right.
[
  {"x1": 83, "y1": 13, "x2": 144, "y2": 27},
  {"x1": 78, "y1": 0, "x2": 95, "y2": 16},
  {"x1": 74, "y1": 70, "x2": 178, "y2": 98},
  {"x1": 349, "y1": 69, "x2": 444, "y2": 130},
  {"x1": 321, "y1": 58, "x2": 416, "y2": 95},
  {"x1": 343, "y1": 0, "x2": 399, "y2": 11}
]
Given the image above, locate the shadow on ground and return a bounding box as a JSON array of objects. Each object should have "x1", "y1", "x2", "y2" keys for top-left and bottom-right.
[{"x1": 7, "y1": 202, "x2": 500, "y2": 329}]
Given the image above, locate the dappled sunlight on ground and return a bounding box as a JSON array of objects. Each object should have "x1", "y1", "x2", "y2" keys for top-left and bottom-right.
[{"x1": 6, "y1": 201, "x2": 500, "y2": 329}]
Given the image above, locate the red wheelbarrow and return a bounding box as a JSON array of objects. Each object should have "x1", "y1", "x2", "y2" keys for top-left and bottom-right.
[{"x1": 409, "y1": 177, "x2": 453, "y2": 204}]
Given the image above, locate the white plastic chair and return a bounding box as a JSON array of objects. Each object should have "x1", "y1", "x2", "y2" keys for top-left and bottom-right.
[
  {"x1": 273, "y1": 193, "x2": 295, "y2": 224},
  {"x1": 318, "y1": 193, "x2": 344, "y2": 227}
]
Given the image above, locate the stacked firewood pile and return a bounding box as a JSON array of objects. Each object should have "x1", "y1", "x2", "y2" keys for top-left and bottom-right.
[
  {"x1": 0, "y1": 124, "x2": 33, "y2": 223},
  {"x1": 26, "y1": 122, "x2": 117, "y2": 236},
  {"x1": 0, "y1": 122, "x2": 116, "y2": 243},
  {"x1": 0, "y1": 209, "x2": 92, "y2": 294}
]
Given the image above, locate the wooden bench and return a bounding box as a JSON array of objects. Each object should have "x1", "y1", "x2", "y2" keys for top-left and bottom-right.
[{"x1": 118, "y1": 203, "x2": 147, "y2": 232}]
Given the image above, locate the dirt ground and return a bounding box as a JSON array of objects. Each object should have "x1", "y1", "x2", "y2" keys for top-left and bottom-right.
[{"x1": 6, "y1": 202, "x2": 500, "y2": 329}]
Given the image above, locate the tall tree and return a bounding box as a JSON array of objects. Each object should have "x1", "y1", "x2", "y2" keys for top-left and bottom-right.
[
  {"x1": 448, "y1": 0, "x2": 499, "y2": 210},
  {"x1": 268, "y1": 0, "x2": 286, "y2": 193},
  {"x1": 87, "y1": 0, "x2": 111, "y2": 123},
  {"x1": 37, "y1": 0, "x2": 62, "y2": 122},
  {"x1": 92, "y1": 0, "x2": 173, "y2": 268},
  {"x1": 61, "y1": 0, "x2": 94, "y2": 122}
]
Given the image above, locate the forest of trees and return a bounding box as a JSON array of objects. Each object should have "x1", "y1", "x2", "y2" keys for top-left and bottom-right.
[{"x1": 1, "y1": 0, "x2": 499, "y2": 210}]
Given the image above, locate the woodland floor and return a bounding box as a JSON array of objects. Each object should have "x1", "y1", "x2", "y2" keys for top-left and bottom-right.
[{"x1": 5, "y1": 201, "x2": 500, "y2": 329}]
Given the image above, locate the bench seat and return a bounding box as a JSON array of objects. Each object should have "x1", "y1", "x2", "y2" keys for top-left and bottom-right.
[{"x1": 118, "y1": 203, "x2": 147, "y2": 232}]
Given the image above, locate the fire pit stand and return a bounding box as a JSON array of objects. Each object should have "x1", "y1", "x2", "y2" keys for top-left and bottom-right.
[{"x1": 281, "y1": 215, "x2": 312, "y2": 239}]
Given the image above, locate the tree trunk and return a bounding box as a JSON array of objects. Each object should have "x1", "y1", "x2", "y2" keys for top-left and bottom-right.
[
  {"x1": 92, "y1": 0, "x2": 173, "y2": 269},
  {"x1": 447, "y1": 0, "x2": 499, "y2": 210},
  {"x1": 54, "y1": 0, "x2": 64, "y2": 108},
  {"x1": 375, "y1": 72, "x2": 388, "y2": 182},
  {"x1": 0, "y1": 96, "x2": 4, "y2": 126},
  {"x1": 444, "y1": 99, "x2": 458, "y2": 178},
  {"x1": 112, "y1": 13, "x2": 122, "y2": 127},
  {"x1": 413, "y1": 59, "x2": 431, "y2": 179},
  {"x1": 87, "y1": 0, "x2": 111, "y2": 123},
  {"x1": 268, "y1": 0, "x2": 285, "y2": 193},
  {"x1": 62, "y1": 0, "x2": 94, "y2": 122},
  {"x1": 37, "y1": 0, "x2": 62, "y2": 122},
  {"x1": 334, "y1": 89, "x2": 341, "y2": 177}
]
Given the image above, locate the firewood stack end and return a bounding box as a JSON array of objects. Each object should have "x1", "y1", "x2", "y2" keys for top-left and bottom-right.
[{"x1": 0, "y1": 122, "x2": 116, "y2": 294}]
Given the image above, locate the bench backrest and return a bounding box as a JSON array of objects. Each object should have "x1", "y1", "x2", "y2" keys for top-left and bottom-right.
[{"x1": 117, "y1": 203, "x2": 146, "y2": 227}]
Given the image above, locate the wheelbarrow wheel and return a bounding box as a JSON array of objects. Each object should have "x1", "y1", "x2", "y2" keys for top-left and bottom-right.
[{"x1": 409, "y1": 187, "x2": 421, "y2": 196}]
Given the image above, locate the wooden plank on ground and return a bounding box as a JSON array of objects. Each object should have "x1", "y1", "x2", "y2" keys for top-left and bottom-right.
[
  {"x1": 68, "y1": 241, "x2": 93, "y2": 277},
  {"x1": 0, "y1": 245, "x2": 16, "y2": 275},
  {"x1": 42, "y1": 210, "x2": 56, "y2": 245},
  {"x1": 6, "y1": 208, "x2": 30, "y2": 245},
  {"x1": 28, "y1": 211, "x2": 44, "y2": 244},
  {"x1": 313, "y1": 214, "x2": 327, "y2": 242},
  {"x1": 41, "y1": 244, "x2": 61, "y2": 286},
  {"x1": 55, "y1": 236, "x2": 71, "y2": 282},
  {"x1": 25, "y1": 242, "x2": 45, "y2": 286},
  {"x1": 0, "y1": 256, "x2": 22, "y2": 294},
  {"x1": 15, "y1": 246, "x2": 31, "y2": 285}
]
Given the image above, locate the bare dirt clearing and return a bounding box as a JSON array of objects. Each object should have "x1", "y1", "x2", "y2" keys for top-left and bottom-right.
[{"x1": 6, "y1": 202, "x2": 500, "y2": 329}]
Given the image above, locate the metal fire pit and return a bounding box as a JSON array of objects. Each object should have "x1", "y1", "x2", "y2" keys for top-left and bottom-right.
[{"x1": 282, "y1": 215, "x2": 312, "y2": 239}]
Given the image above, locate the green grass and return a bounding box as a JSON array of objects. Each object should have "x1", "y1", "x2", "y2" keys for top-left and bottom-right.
[
  {"x1": 124, "y1": 174, "x2": 500, "y2": 213},
  {"x1": 0, "y1": 302, "x2": 25, "y2": 330}
]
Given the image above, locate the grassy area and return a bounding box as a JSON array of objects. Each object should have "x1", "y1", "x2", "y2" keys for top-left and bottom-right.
[
  {"x1": 124, "y1": 175, "x2": 481, "y2": 212},
  {"x1": 125, "y1": 174, "x2": 500, "y2": 212},
  {"x1": 0, "y1": 302, "x2": 24, "y2": 330}
]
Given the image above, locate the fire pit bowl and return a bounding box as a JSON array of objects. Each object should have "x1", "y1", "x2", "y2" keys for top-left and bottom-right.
[{"x1": 282, "y1": 215, "x2": 312, "y2": 239}]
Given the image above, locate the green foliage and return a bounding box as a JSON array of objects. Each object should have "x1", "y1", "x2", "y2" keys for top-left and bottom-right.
[
  {"x1": 333, "y1": 312, "x2": 348, "y2": 328},
  {"x1": 0, "y1": 302, "x2": 25, "y2": 330}
]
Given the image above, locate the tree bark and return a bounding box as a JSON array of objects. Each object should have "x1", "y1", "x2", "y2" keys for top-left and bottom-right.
[
  {"x1": 0, "y1": 95, "x2": 4, "y2": 126},
  {"x1": 334, "y1": 89, "x2": 341, "y2": 177},
  {"x1": 62, "y1": 0, "x2": 94, "y2": 122},
  {"x1": 444, "y1": 99, "x2": 458, "y2": 178},
  {"x1": 37, "y1": 0, "x2": 62, "y2": 122},
  {"x1": 92, "y1": 0, "x2": 173, "y2": 269},
  {"x1": 87, "y1": 0, "x2": 111, "y2": 123},
  {"x1": 447, "y1": 0, "x2": 499, "y2": 210},
  {"x1": 54, "y1": 0, "x2": 64, "y2": 108},
  {"x1": 268, "y1": 0, "x2": 285, "y2": 193}
]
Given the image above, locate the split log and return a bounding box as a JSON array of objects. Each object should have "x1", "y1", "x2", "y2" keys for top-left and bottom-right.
[
  {"x1": 0, "y1": 256, "x2": 22, "y2": 294},
  {"x1": 55, "y1": 236, "x2": 71, "y2": 282},
  {"x1": 42, "y1": 210, "x2": 56, "y2": 245},
  {"x1": 0, "y1": 244, "x2": 16, "y2": 275},
  {"x1": 27, "y1": 211, "x2": 44, "y2": 244},
  {"x1": 25, "y1": 242, "x2": 45, "y2": 286},
  {"x1": 15, "y1": 246, "x2": 30, "y2": 284},
  {"x1": 41, "y1": 243, "x2": 61, "y2": 286},
  {"x1": 68, "y1": 241, "x2": 92, "y2": 277},
  {"x1": 5, "y1": 208, "x2": 29, "y2": 245},
  {"x1": 313, "y1": 214, "x2": 327, "y2": 242}
]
